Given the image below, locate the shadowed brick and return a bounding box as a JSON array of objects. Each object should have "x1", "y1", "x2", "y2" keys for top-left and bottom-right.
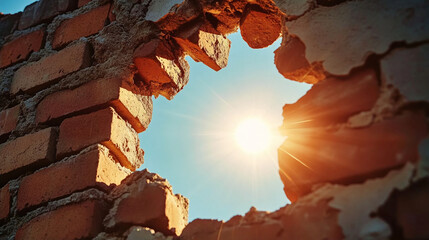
[
  {"x1": 11, "y1": 41, "x2": 91, "y2": 95},
  {"x1": 0, "y1": 128, "x2": 57, "y2": 177},
  {"x1": 0, "y1": 105, "x2": 20, "y2": 138},
  {"x1": 0, "y1": 184, "x2": 10, "y2": 221},
  {"x1": 53, "y1": 4, "x2": 111, "y2": 49},
  {"x1": 17, "y1": 146, "x2": 128, "y2": 211},
  {"x1": 0, "y1": 29, "x2": 45, "y2": 68},
  {"x1": 57, "y1": 107, "x2": 143, "y2": 170},
  {"x1": 0, "y1": 13, "x2": 21, "y2": 39},
  {"x1": 15, "y1": 200, "x2": 107, "y2": 240}
]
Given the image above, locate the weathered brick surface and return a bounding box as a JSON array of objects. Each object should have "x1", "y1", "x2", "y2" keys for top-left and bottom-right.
[
  {"x1": 0, "y1": 29, "x2": 45, "y2": 68},
  {"x1": 18, "y1": 0, "x2": 78, "y2": 30},
  {"x1": 57, "y1": 107, "x2": 143, "y2": 170},
  {"x1": 278, "y1": 112, "x2": 428, "y2": 200},
  {"x1": 17, "y1": 146, "x2": 128, "y2": 211},
  {"x1": 0, "y1": 13, "x2": 21, "y2": 38},
  {"x1": 240, "y1": 7, "x2": 281, "y2": 49},
  {"x1": 0, "y1": 105, "x2": 20, "y2": 138},
  {"x1": 36, "y1": 77, "x2": 152, "y2": 133},
  {"x1": 15, "y1": 200, "x2": 107, "y2": 240},
  {"x1": 282, "y1": 68, "x2": 379, "y2": 130},
  {"x1": 11, "y1": 41, "x2": 91, "y2": 95},
  {"x1": 0, "y1": 128, "x2": 56, "y2": 177},
  {"x1": 105, "y1": 170, "x2": 189, "y2": 236},
  {"x1": 174, "y1": 23, "x2": 231, "y2": 71},
  {"x1": 0, "y1": 184, "x2": 10, "y2": 221},
  {"x1": 53, "y1": 4, "x2": 111, "y2": 49}
]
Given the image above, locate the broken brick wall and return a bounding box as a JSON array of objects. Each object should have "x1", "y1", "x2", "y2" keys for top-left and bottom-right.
[{"x1": 0, "y1": 0, "x2": 428, "y2": 240}]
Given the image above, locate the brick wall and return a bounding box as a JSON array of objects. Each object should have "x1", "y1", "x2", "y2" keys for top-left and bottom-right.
[{"x1": 0, "y1": 0, "x2": 428, "y2": 239}]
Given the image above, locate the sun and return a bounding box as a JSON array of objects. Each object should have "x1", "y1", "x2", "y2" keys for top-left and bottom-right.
[{"x1": 234, "y1": 118, "x2": 271, "y2": 154}]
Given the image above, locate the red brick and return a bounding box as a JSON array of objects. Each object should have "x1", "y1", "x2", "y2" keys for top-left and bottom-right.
[
  {"x1": 57, "y1": 107, "x2": 143, "y2": 170},
  {"x1": 15, "y1": 200, "x2": 107, "y2": 240},
  {"x1": 282, "y1": 68, "x2": 379, "y2": 130},
  {"x1": 0, "y1": 29, "x2": 45, "y2": 68},
  {"x1": 17, "y1": 146, "x2": 128, "y2": 211},
  {"x1": 240, "y1": 7, "x2": 281, "y2": 49},
  {"x1": 0, "y1": 184, "x2": 10, "y2": 221},
  {"x1": 0, "y1": 105, "x2": 20, "y2": 138},
  {"x1": 0, "y1": 128, "x2": 56, "y2": 177},
  {"x1": 18, "y1": 0, "x2": 78, "y2": 30},
  {"x1": 278, "y1": 111, "x2": 428, "y2": 200},
  {"x1": 36, "y1": 77, "x2": 152, "y2": 133},
  {"x1": 53, "y1": 4, "x2": 110, "y2": 49},
  {"x1": 396, "y1": 179, "x2": 429, "y2": 239},
  {"x1": 274, "y1": 36, "x2": 326, "y2": 84},
  {"x1": 11, "y1": 42, "x2": 91, "y2": 95},
  {"x1": 78, "y1": 0, "x2": 92, "y2": 7}
]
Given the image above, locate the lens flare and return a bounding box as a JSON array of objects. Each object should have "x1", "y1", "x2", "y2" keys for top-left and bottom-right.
[{"x1": 234, "y1": 118, "x2": 271, "y2": 154}]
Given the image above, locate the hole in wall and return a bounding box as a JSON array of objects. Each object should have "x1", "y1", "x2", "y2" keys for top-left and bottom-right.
[{"x1": 139, "y1": 31, "x2": 311, "y2": 221}]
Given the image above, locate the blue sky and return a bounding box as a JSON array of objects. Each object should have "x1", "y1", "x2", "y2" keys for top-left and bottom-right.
[{"x1": 2, "y1": 1, "x2": 311, "y2": 221}]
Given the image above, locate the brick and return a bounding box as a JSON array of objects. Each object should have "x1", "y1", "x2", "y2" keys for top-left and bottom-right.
[
  {"x1": 396, "y1": 179, "x2": 429, "y2": 239},
  {"x1": 134, "y1": 38, "x2": 189, "y2": 100},
  {"x1": 174, "y1": 22, "x2": 231, "y2": 71},
  {"x1": 281, "y1": 68, "x2": 379, "y2": 130},
  {"x1": 57, "y1": 107, "x2": 143, "y2": 170},
  {"x1": 0, "y1": 128, "x2": 56, "y2": 177},
  {"x1": 274, "y1": 36, "x2": 326, "y2": 84},
  {"x1": 278, "y1": 111, "x2": 428, "y2": 200},
  {"x1": 0, "y1": 184, "x2": 10, "y2": 221},
  {"x1": 15, "y1": 200, "x2": 107, "y2": 240},
  {"x1": 36, "y1": 77, "x2": 152, "y2": 133},
  {"x1": 11, "y1": 42, "x2": 91, "y2": 95},
  {"x1": 0, "y1": 13, "x2": 21, "y2": 39},
  {"x1": 53, "y1": 4, "x2": 110, "y2": 49},
  {"x1": 19, "y1": 0, "x2": 78, "y2": 30},
  {"x1": 78, "y1": 0, "x2": 92, "y2": 7},
  {"x1": 240, "y1": 7, "x2": 281, "y2": 49},
  {"x1": 0, "y1": 29, "x2": 45, "y2": 68},
  {"x1": 0, "y1": 105, "x2": 20, "y2": 138},
  {"x1": 106, "y1": 170, "x2": 188, "y2": 236},
  {"x1": 17, "y1": 146, "x2": 128, "y2": 211}
]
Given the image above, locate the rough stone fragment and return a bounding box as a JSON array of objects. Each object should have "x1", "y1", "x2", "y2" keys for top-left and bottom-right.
[
  {"x1": 156, "y1": 0, "x2": 201, "y2": 31},
  {"x1": 0, "y1": 105, "x2": 20, "y2": 138},
  {"x1": 126, "y1": 227, "x2": 173, "y2": 240},
  {"x1": 200, "y1": 0, "x2": 248, "y2": 35},
  {"x1": 53, "y1": 4, "x2": 111, "y2": 49},
  {"x1": 11, "y1": 41, "x2": 92, "y2": 94},
  {"x1": 18, "y1": 0, "x2": 78, "y2": 30},
  {"x1": 0, "y1": 184, "x2": 10, "y2": 221},
  {"x1": 15, "y1": 200, "x2": 107, "y2": 240},
  {"x1": 174, "y1": 22, "x2": 230, "y2": 71},
  {"x1": 134, "y1": 39, "x2": 189, "y2": 99},
  {"x1": 180, "y1": 219, "x2": 223, "y2": 240},
  {"x1": 36, "y1": 77, "x2": 153, "y2": 133},
  {"x1": 57, "y1": 107, "x2": 143, "y2": 170},
  {"x1": 105, "y1": 170, "x2": 189, "y2": 236},
  {"x1": 380, "y1": 44, "x2": 429, "y2": 103},
  {"x1": 0, "y1": 29, "x2": 45, "y2": 68},
  {"x1": 240, "y1": 7, "x2": 281, "y2": 49},
  {"x1": 396, "y1": 179, "x2": 429, "y2": 239},
  {"x1": 273, "y1": 0, "x2": 314, "y2": 17},
  {"x1": 0, "y1": 13, "x2": 21, "y2": 39},
  {"x1": 286, "y1": 0, "x2": 429, "y2": 75},
  {"x1": 145, "y1": 0, "x2": 184, "y2": 22},
  {"x1": 0, "y1": 128, "x2": 57, "y2": 177},
  {"x1": 279, "y1": 112, "x2": 428, "y2": 200},
  {"x1": 281, "y1": 68, "x2": 379, "y2": 130},
  {"x1": 17, "y1": 146, "x2": 129, "y2": 211},
  {"x1": 274, "y1": 36, "x2": 325, "y2": 84}
]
